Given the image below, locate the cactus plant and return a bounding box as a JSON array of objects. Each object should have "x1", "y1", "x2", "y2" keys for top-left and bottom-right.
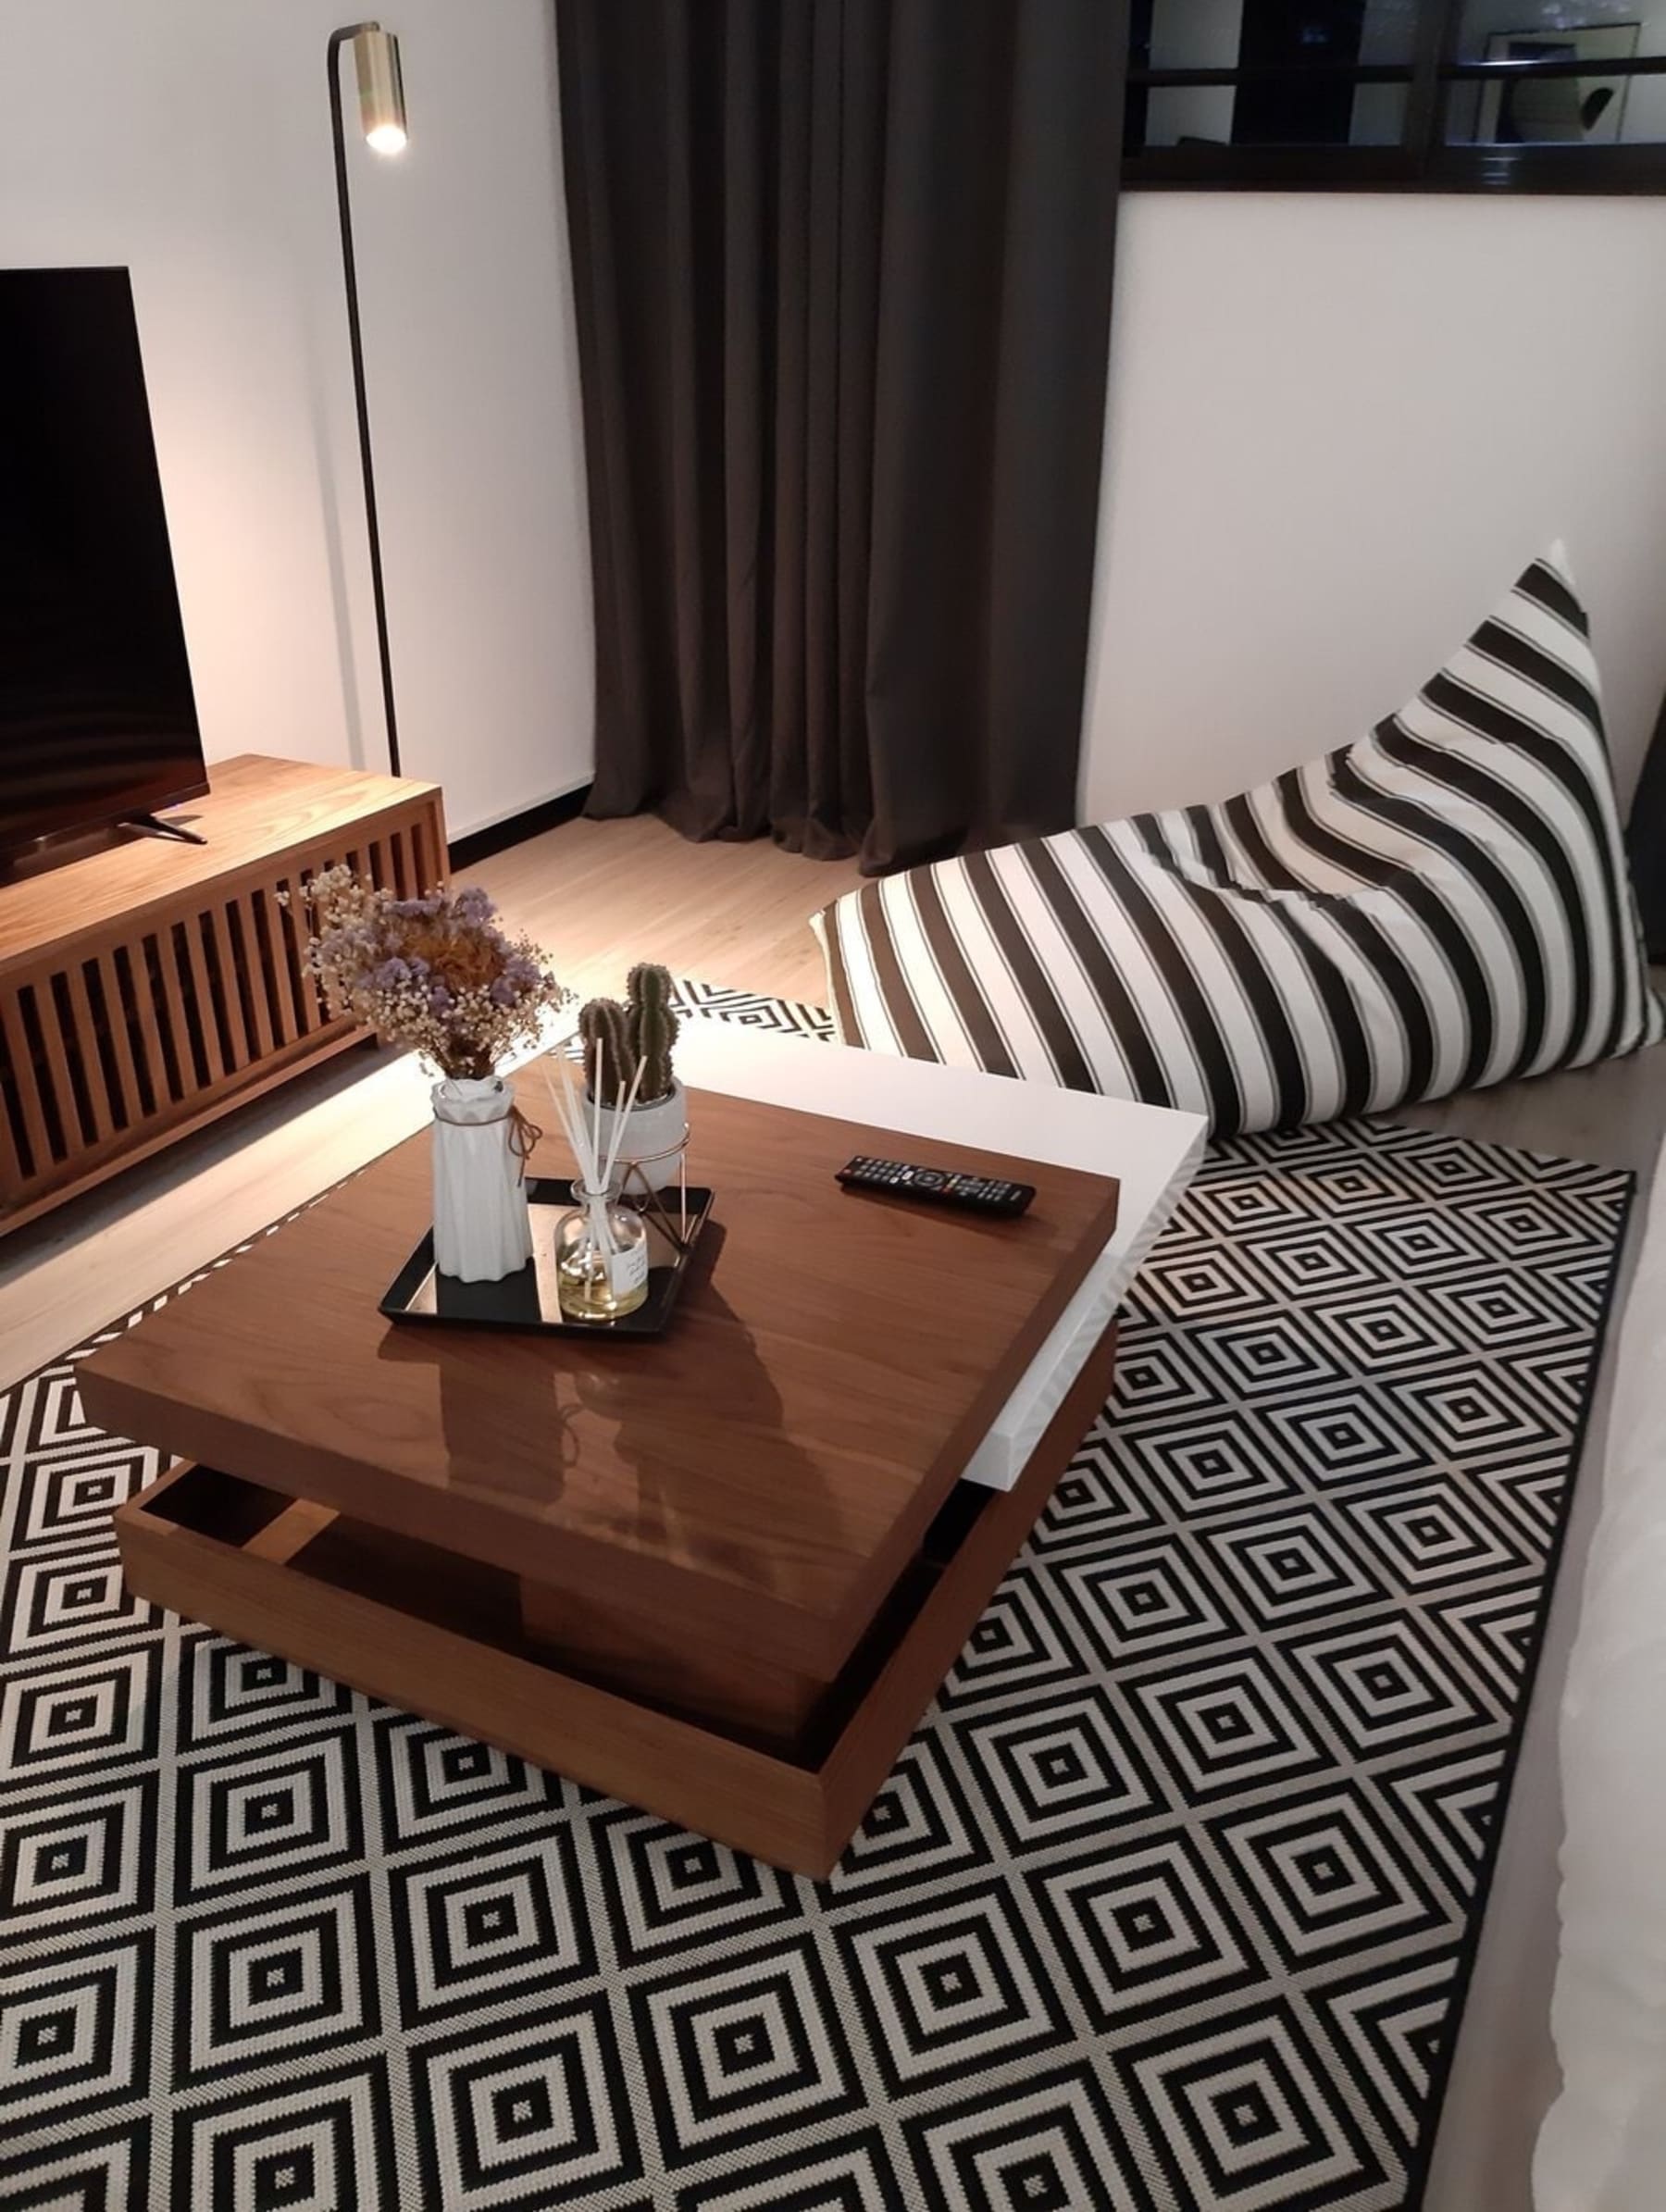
[
  {"x1": 578, "y1": 996, "x2": 635, "y2": 1107},
  {"x1": 627, "y1": 962, "x2": 680, "y2": 1104},
  {"x1": 577, "y1": 963, "x2": 680, "y2": 1107}
]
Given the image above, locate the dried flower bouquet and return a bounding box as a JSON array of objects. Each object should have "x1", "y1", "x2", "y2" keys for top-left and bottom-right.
[{"x1": 284, "y1": 865, "x2": 569, "y2": 1079}]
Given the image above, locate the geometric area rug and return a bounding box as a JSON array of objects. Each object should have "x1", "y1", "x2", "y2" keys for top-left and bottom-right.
[{"x1": 0, "y1": 982, "x2": 1634, "y2": 2211}]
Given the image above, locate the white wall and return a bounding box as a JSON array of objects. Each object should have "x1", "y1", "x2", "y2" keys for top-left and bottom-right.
[
  {"x1": 1082, "y1": 193, "x2": 1666, "y2": 825},
  {"x1": 0, "y1": 0, "x2": 592, "y2": 839}
]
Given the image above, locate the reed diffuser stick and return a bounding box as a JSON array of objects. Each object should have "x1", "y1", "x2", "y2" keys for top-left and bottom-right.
[
  {"x1": 548, "y1": 1054, "x2": 623, "y2": 1264},
  {"x1": 598, "y1": 1054, "x2": 647, "y2": 1194},
  {"x1": 591, "y1": 1043, "x2": 605, "y2": 1187},
  {"x1": 541, "y1": 1058, "x2": 597, "y2": 1187}
]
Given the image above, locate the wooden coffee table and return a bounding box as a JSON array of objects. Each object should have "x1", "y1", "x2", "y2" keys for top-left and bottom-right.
[{"x1": 83, "y1": 1036, "x2": 1202, "y2": 1875}]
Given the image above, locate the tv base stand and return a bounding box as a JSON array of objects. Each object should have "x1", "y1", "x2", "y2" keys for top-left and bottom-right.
[
  {"x1": 0, "y1": 753, "x2": 446, "y2": 1236},
  {"x1": 118, "y1": 810, "x2": 209, "y2": 848}
]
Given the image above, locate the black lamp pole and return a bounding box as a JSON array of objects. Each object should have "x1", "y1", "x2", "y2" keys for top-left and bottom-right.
[{"x1": 328, "y1": 22, "x2": 405, "y2": 778}]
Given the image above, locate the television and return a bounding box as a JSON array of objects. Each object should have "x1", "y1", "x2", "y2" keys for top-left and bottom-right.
[{"x1": 0, "y1": 267, "x2": 207, "y2": 856}]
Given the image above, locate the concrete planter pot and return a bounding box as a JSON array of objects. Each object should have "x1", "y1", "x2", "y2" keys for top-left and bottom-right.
[{"x1": 589, "y1": 1077, "x2": 688, "y2": 1193}]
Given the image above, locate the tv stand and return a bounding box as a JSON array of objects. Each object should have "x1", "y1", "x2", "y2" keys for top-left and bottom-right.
[
  {"x1": 0, "y1": 753, "x2": 446, "y2": 1236},
  {"x1": 119, "y1": 810, "x2": 209, "y2": 848}
]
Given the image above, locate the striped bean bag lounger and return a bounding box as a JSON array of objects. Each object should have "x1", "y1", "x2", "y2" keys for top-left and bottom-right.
[{"x1": 814, "y1": 545, "x2": 1662, "y2": 1136}]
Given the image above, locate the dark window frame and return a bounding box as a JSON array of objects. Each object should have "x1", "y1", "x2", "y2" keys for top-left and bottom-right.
[{"x1": 1125, "y1": 3, "x2": 1666, "y2": 193}]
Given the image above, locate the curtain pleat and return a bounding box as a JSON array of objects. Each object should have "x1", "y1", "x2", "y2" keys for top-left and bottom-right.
[{"x1": 557, "y1": 0, "x2": 1126, "y2": 875}]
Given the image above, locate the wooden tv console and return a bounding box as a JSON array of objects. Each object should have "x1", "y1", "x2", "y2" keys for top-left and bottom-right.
[{"x1": 0, "y1": 753, "x2": 446, "y2": 1237}]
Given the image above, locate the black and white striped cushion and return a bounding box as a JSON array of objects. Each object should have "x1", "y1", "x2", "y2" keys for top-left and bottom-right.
[{"x1": 813, "y1": 546, "x2": 1663, "y2": 1136}]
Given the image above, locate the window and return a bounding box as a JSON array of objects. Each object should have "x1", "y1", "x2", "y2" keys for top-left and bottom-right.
[{"x1": 1125, "y1": 1, "x2": 1666, "y2": 190}]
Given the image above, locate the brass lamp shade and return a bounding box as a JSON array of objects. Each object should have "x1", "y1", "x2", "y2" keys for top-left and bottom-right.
[{"x1": 353, "y1": 26, "x2": 406, "y2": 154}]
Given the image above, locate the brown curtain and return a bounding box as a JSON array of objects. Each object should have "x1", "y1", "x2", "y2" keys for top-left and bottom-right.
[{"x1": 555, "y1": 0, "x2": 1127, "y2": 875}]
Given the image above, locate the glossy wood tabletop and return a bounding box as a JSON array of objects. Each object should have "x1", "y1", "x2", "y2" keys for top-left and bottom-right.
[{"x1": 81, "y1": 1079, "x2": 1119, "y2": 1675}]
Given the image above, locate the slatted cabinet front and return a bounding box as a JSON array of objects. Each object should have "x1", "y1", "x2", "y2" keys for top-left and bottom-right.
[{"x1": 0, "y1": 797, "x2": 443, "y2": 1229}]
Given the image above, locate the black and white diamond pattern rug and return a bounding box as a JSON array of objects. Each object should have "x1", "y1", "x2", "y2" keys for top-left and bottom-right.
[{"x1": 0, "y1": 982, "x2": 1635, "y2": 2212}]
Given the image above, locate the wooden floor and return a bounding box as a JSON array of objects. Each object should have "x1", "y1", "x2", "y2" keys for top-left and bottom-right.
[
  {"x1": 1, "y1": 805, "x2": 1660, "y2": 2212},
  {"x1": 484, "y1": 810, "x2": 860, "y2": 1009}
]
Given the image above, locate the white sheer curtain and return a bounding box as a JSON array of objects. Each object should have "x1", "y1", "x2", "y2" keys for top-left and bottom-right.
[{"x1": 1535, "y1": 1136, "x2": 1666, "y2": 2210}]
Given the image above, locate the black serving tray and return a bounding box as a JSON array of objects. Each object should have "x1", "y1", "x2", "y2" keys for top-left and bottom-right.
[{"x1": 379, "y1": 1179, "x2": 716, "y2": 1337}]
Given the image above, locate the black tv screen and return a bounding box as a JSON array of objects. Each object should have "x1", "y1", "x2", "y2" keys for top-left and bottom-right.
[{"x1": 0, "y1": 267, "x2": 207, "y2": 852}]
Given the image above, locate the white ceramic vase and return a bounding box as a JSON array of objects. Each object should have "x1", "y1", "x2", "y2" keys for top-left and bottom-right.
[
  {"x1": 589, "y1": 1077, "x2": 688, "y2": 1193},
  {"x1": 430, "y1": 1075, "x2": 534, "y2": 1282}
]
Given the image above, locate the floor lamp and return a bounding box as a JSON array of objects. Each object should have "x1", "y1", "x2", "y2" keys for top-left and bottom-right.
[{"x1": 327, "y1": 22, "x2": 407, "y2": 778}]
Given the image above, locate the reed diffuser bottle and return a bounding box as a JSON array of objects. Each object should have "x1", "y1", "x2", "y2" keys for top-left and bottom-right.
[
  {"x1": 553, "y1": 1182, "x2": 649, "y2": 1321},
  {"x1": 541, "y1": 1040, "x2": 654, "y2": 1323}
]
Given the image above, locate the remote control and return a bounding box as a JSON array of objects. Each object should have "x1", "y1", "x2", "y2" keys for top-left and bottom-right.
[{"x1": 836, "y1": 1155, "x2": 1036, "y2": 1218}]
